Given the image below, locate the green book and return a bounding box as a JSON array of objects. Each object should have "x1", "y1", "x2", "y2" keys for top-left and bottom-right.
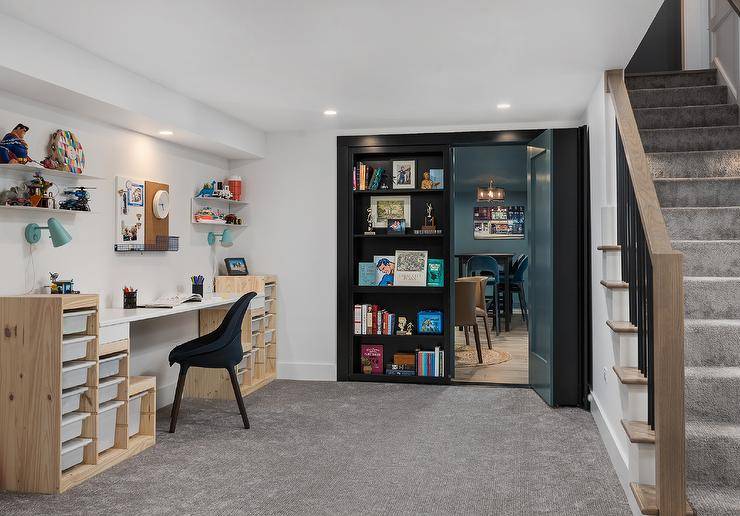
[
  {"x1": 358, "y1": 262, "x2": 376, "y2": 286},
  {"x1": 427, "y1": 259, "x2": 444, "y2": 287}
]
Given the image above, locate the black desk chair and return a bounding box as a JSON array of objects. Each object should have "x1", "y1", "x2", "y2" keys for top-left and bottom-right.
[{"x1": 167, "y1": 292, "x2": 256, "y2": 433}]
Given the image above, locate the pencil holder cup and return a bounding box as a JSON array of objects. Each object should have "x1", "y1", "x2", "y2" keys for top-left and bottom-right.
[
  {"x1": 192, "y1": 284, "x2": 204, "y2": 296},
  {"x1": 123, "y1": 291, "x2": 137, "y2": 309}
]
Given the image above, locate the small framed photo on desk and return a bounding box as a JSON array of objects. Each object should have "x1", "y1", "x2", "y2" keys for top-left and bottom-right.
[{"x1": 224, "y1": 257, "x2": 249, "y2": 276}]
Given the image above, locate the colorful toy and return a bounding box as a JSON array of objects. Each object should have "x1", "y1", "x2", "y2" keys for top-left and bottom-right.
[
  {"x1": 25, "y1": 174, "x2": 54, "y2": 208},
  {"x1": 59, "y1": 186, "x2": 94, "y2": 211},
  {"x1": 0, "y1": 123, "x2": 31, "y2": 164},
  {"x1": 48, "y1": 130, "x2": 85, "y2": 174},
  {"x1": 193, "y1": 206, "x2": 226, "y2": 223}
]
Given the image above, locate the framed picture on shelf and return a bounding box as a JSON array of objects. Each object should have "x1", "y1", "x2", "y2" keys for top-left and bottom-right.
[
  {"x1": 224, "y1": 257, "x2": 249, "y2": 275},
  {"x1": 418, "y1": 310, "x2": 443, "y2": 334},
  {"x1": 358, "y1": 262, "x2": 376, "y2": 286},
  {"x1": 420, "y1": 169, "x2": 444, "y2": 190},
  {"x1": 373, "y1": 255, "x2": 395, "y2": 286},
  {"x1": 371, "y1": 195, "x2": 411, "y2": 228},
  {"x1": 386, "y1": 218, "x2": 406, "y2": 234},
  {"x1": 394, "y1": 250, "x2": 428, "y2": 286},
  {"x1": 392, "y1": 160, "x2": 416, "y2": 189}
]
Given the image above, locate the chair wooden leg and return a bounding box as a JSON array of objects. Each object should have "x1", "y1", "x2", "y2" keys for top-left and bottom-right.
[
  {"x1": 228, "y1": 366, "x2": 250, "y2": 429},
  {"x1": 169, "y1": 365, "x2": 188, "y2": 433},
  {"x1": 481, "y1": 313, "x2": 492, "y2": 349},
  {"x1": 464, "y1": 326, "x2": 470, "y2": 347},
  {"x1": 472, "y1": 324, "x2": 483, "y2": 363}
]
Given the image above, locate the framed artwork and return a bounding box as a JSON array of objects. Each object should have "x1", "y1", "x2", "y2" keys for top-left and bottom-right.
[
  {"x1": 224, "y1": 257, "x2": 249, "y2": 275},
  {"x1": 373, "y1": 255, "x2": 395, "y2": 286},
  {"x1": 473, "y1": 205, "x2": 525, "y2": 239},
  {"x1": 392, "y1": 160, "x2": 416, "y2": 189},
  {"x1": 394, "y1": 249, "x2": 428, "y2": 286},
  {"x1": 128, "y1": 182, "x2": 144, "y2": 206},
  {"x1": 371, "y1": 195, "x2": 411, "y2": 228},
  {"x1": 386, "y1": 218, "x2": 406, "y2": 234}
]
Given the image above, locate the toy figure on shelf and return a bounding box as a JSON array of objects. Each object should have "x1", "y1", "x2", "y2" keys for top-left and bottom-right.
[
  {"x1": 25, "y1": 174, "x2": 54, "y2": 208},
  {"x1": 0, "y1": 123, "x2": 31, "y2": 164},
  {"x1": 364, "y1": 207, "x2": 374, "y2": 235},
  {"x1": 396, "y1": 316, "x2": 408, "y2": 335},
  {"x1": 49, "y1": 272, "x2": 78, "y2": 294},
  {"x1": 423, "y1": 202, "x2": 436, "y2": 230},
  {"x1": 60, "y1": 186, "x2": 94, "y2": 211},
  {"x1": 196, "y1": 182, "x2": 215, "y2": 198}
]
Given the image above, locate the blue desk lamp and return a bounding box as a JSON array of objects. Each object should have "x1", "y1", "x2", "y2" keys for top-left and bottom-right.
[
  {"x1": 25, "y1": 218, "x2": 72, "y2": 247},
  {"x1": 207, "y1": 228, "x2": 233, "y2": 247}
]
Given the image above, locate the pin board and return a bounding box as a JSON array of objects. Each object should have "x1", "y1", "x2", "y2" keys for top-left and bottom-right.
[{"x1": 115, "y1": 176, "x2": 145, "y2": 245}]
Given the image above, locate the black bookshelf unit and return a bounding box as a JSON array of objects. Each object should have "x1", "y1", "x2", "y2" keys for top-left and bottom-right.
[{"x1": 337, "y1": 142, "x2": 452, "y2": 384}]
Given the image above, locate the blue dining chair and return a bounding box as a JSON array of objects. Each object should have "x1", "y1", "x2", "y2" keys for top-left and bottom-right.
[
  {"x1": 466, "y1": 255, "x2": 502, "y2": 336},
  {"x1": 509, "y1": 255, "x2": 529, "y2": 328}
]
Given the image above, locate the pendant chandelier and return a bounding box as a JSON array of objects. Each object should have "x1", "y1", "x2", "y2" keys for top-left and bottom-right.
[{"x1": 477, "y1": 178, "x2": 505, "y2": 202}]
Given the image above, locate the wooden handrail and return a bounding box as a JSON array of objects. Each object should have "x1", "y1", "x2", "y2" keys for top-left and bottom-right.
[
  {"x1": 728, "y1": 0, "x2": 740, "y2": 17},
  {"x1": 606, "y1": 69, "x2": 688, "y2": 515}
]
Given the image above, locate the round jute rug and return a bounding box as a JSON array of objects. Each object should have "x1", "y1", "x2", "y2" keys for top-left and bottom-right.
[{"x1": 455, "y1": 346, "x2": 512, "y2": 367}]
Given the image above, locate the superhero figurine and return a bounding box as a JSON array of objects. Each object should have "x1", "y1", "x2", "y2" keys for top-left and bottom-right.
[{"x1": 0, "y1": 123, "x2": 31, "y2": 164}]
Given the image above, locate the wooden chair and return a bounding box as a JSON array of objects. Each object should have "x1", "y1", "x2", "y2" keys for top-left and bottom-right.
[
  {"x1": 459, "y1": 275, "x2": 493, "y2": 349},
  {"x1": 455, "y1": 278, "x2": 484, "y2": 363},
  {"x1": 466, "y1": 255, "x2": 502, "y2": 335}
]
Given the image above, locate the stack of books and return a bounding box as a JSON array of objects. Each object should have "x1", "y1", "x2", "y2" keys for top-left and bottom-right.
[
  {"x1": 353, "y1": 162, "x2": 384, "y2": 191},
  {"x1": 417, "y1": 347, "x2": 445, "y2": 377},
  {"x1": 354, "y1": 304, "x2": 396, "y2": 335}
]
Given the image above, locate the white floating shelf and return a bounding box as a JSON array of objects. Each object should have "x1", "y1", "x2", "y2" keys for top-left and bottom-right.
[
  {"x1": 0, "y1": 163, "x2": 104, "y2": 182},
  {"x1": 0, "y1": 204, "x2": 95, "y2": 215},
  {"x1": 192, "y1": 196, "x2": 248, "y2": 206},
  {"x1": 192, "y1": 220, "x2": 246, "y2": 227}
]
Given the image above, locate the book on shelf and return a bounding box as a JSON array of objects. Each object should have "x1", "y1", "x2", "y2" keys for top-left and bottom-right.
[
  {"x1": 360, "y1": 344, "x2": 383, "y2": 374},
  {"x1": 353, "y1": 162, "x2": 386, "y2": 191},
  {"x1": 358, "y1": 262, "x2": 376, "y2": 286},
  {"x1": 354, "y1": 304, "x2": 396, "y2": 335},
  {"x1": 412, "y1": 229, "x2": 443, "y2": 235},
  {"x1": 417, "y1": 347, "x2": 444, "y2": 377},
  {"x1": 427, "y1": 259, "x2": 444, "y2": 287}
]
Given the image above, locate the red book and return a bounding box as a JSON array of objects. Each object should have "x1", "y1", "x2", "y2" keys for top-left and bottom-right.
[{"x1": 360, "y1": 344, "x2": 383, "y2": 374}]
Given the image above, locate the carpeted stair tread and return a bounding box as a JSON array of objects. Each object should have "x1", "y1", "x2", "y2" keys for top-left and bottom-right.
[
  {"x1": 655, "y1": 177, "x2": 740, "y2": 207},
  {"x1": 687, "y1": 484, "x2": 740, "y2": 516},
  {"x1": 648, "y1": 149, "x2": 740, "y2": 179},
  {"x1": 626, "y1": 69, "x2": 717, "y2": 90},
  {"x1": 634, "y1": 104, "x2": 738, "y2": 130},
  {"x1": 685, "y1": 318, "x2": 740, "y2": 367},
  {"x1": 629, "y1": 85, "x2": 727, "y2": 109},
  {"x1": 641, "y1": 125, "x2": 740, "y2": 153},
  {"x1": 673, "y1": 240, "x2": 740, "y2": 277},
  {"x1": 663, "y1": 206, "x2": 740, "y2": 240},
  {"x1": 684, "y1": 277, "x2": 740, "y2": 319},
  {"x1": 686, "y1": 421, "x2": 740, "y2": 488},
  {"x1": 685, "y1": 366, "x2": 740, "y2": 424}
]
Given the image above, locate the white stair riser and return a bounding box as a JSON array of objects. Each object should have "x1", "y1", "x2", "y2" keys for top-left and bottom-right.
[
  {"x1": 620, "y1": 385, "x2": 648, "y2": 421},
  {"x1": 606, "y1": 289, "x2": 630, "y2": 321},
  {"x1": 611, "y1": 332, "x2": 638, "y2": 368},
  {"x1": 628, "y1": 443, "x2": 656, "y2": 485},
  {"x1": 602, "y1": 252, "x2": 622, "y2": 282},
  {"x1": 601, "y1": 206, "x2": 617, "y2": 245}
]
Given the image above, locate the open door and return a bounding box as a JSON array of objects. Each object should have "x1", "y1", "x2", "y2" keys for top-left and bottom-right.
[{"x1": 527, "y1": 130, "x2": 554, "y2": 405}]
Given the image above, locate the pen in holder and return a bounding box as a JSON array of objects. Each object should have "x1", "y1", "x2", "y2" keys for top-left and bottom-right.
[
  {"x1": 123, "y1": 288, "x2": 137, "y2": 309},
  {"x1": 191, "y1": 275, "x2": 204, "y2": 296}
]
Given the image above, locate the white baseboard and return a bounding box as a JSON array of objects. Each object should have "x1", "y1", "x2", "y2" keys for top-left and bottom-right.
[
  {"x1": 277, "y1": 361, "x2": 336, "y2": 381},
  {"x1": 590, "y1": 391, "x2": 642, "y2": 516},
  {"x1": 714, "y1": 57, "x2": 738, "y2": 104}
]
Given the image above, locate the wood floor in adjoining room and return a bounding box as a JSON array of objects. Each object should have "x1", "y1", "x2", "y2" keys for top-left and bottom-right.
[{"x1": 453, "y1": 315, "x2": 529, "y2": 384}]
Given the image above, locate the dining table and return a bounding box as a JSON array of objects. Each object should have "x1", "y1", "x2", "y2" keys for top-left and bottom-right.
[{"x1": 455, "y1": 252, "x2": 515, "y2": 332}]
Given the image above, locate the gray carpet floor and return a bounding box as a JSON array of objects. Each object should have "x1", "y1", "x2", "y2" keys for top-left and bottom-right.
[{"x1": 0, "y1": 381, "x2": 629, "y2": 515}]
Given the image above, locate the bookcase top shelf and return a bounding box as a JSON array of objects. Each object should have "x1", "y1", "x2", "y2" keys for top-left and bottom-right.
[
  {"x1": 353, "y1": 286, "x2": 444, "y2": 294},
  {"x1": 348, "y1": 373, "x2": 445, "y2": 384},
  {"x1": 353, "y1": 233, "x2": 444, "y2": 239},
  {"x1": 353, "y1": 188, "x2": 443, "y2": 195}
]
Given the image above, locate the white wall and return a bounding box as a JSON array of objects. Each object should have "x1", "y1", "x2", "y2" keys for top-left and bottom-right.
[
  {"x1": 684, "y1": 1, "x2": 711, "y2": 70},
  {"x1": 710, "y1": 0, "x2": 740, "y2": 101},
  {"x1": 0, "y1": 90, "x2": 250, "y2": 404}
]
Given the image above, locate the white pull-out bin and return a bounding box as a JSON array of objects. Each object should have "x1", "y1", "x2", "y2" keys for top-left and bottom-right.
[
  {"x1": 61, "y1": 411, "x2": 90, "y2": 443},
  {"x1": 62, "y1": 310, "x2": 95, "y2": 335},
  {"x1": 62, "y1": 335, "x2": 95, "y2": 362},
  {"x1": 127, "y1": 392, "x2": 147, "y2": 438},
  {"x1": 98, "y1": 400, "x2": 124, "y2": 453},
  {"x1": 264, "y1": 329, "x2": 275, "y2": 344},
  {"x1": 61, "y1": 386, "x2": 88, "y2": 416},
  {"x1": 98, "y1": 353, "x2": 126, "y2": 380},
  {"x1": 250, "y1": 293, "x2": 265, "y2": 310},
  {"x1": 238, "y1": 351, "x2": 252, "y2": 371},
  {"x1": 264, "y1": 284, "x2": 276, "y2": 299},
  {"x1": 62, "y1": 361, "x2": 95, "y2": 390},
  {"x1": 98, "y1": 376, "x2": 125, "y2": 404},
  {"x1": 61, "y1": 437, "x2": 92, "y2": 471},
  {"x1": 251, "y1": 316, "x2": 264, "y2": 333}
]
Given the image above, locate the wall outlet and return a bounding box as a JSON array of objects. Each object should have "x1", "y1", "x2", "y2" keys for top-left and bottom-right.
[{"x1": 602, "y1": 366, "x2": 608, "y2": 383}]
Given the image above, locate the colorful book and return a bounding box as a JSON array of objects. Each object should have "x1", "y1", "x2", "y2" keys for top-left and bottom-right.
[
  {"x1": 358, "y1": 262, "x2": 376, "y2": 286},
  {"x1": 373, "y1": 255, "x2": 395, "y2": 286},
  {"x1": 427, "y1": 259, "x2": 444, "y2": 287},
  {"x1": 360, "y1": 344, "x2": 383, "y2": 374}
]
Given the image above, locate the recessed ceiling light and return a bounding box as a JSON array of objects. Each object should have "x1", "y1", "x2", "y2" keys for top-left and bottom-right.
[
  {"x1": 497, "y1": 103, "x2": 511, "y2": 110},
  {"x1": 323, "y1": 109, "x2": 337, "y2": 116},
  {"x1": 158, "y1": 130, "x2": 174, "y2": 136}
]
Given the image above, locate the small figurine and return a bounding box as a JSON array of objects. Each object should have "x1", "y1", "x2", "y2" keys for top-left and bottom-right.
[
  {"x1": 423, "y1": 202, "x2": 436, "y2": 229},
  {"x1": 26, "y1": 174, "x2": 54, "y2": 208},
  {"x1": 365, "y1": 207, "x2": 375, "y2": 235},
  {"x1": 420, "y1": 171, "x2": 433, "y2": 190},
  {"x1": 404, "y1": 322, "x2": 415, "y2": 335},
  {"x1": 0, "y1": 123, "x2": 31, "y2": 164},
  {"x1": 396, "y1": 316, "x2": 408, "y2": 335}
]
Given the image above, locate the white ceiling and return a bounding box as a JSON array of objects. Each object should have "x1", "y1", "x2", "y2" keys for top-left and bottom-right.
[{"x1": 0, "y1": 0, "x2": 660, "y2": 132}]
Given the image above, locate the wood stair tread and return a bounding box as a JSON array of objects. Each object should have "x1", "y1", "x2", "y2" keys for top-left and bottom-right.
[
  {"x1": 128, "y1": 376, "x2": 156, "y2": 396},
  {"x1": 613, "y1": 366, "x2": 648, "y2": 385},
  {"x1": 621, "y1": 420, "x2": 655, "y2": 444},
  {"x1": 597, "y1": 244, "x2": 622, "y2": 251},
  {"x1": 607, "y1": 320, "x2": 638, "y2": 333},
  {"x1": 629, "y1": 483, "x2": 695, "y2": 515},
  {"x1": 601, "y1": 279, "x2": 629, "y2": 289}
]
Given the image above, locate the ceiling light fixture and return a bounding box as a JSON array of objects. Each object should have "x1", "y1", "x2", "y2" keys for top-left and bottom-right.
[
  {"x1": 477, "y1": 178, "x2": 505, "y2": 203},
  {"x1": 323, "y1": 109, "x2": 337, "y2": 116},
  {"x1": 496, "y1": 103, "x2": 511, "y2": 110},
  {"x1": 158, "y1": 130, "x2": 174, "y2": 136}
]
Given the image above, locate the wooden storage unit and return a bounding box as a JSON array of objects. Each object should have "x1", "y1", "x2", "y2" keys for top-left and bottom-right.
[
  {"x1": 184, "y1": 275, "x2": 278, "y2": 399},
  {"x1": 0, "y1": 295, "x2": 155, "y2": 494}
]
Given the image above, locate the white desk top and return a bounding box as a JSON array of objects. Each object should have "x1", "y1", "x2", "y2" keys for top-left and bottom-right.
[{"x1": 99, "y1": 294, "x2": 243, "y2": 327}]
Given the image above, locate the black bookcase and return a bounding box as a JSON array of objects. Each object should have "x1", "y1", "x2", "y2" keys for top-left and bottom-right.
[{"x1": 337, "y1": 143, "x2": 453, "y2": 384}]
